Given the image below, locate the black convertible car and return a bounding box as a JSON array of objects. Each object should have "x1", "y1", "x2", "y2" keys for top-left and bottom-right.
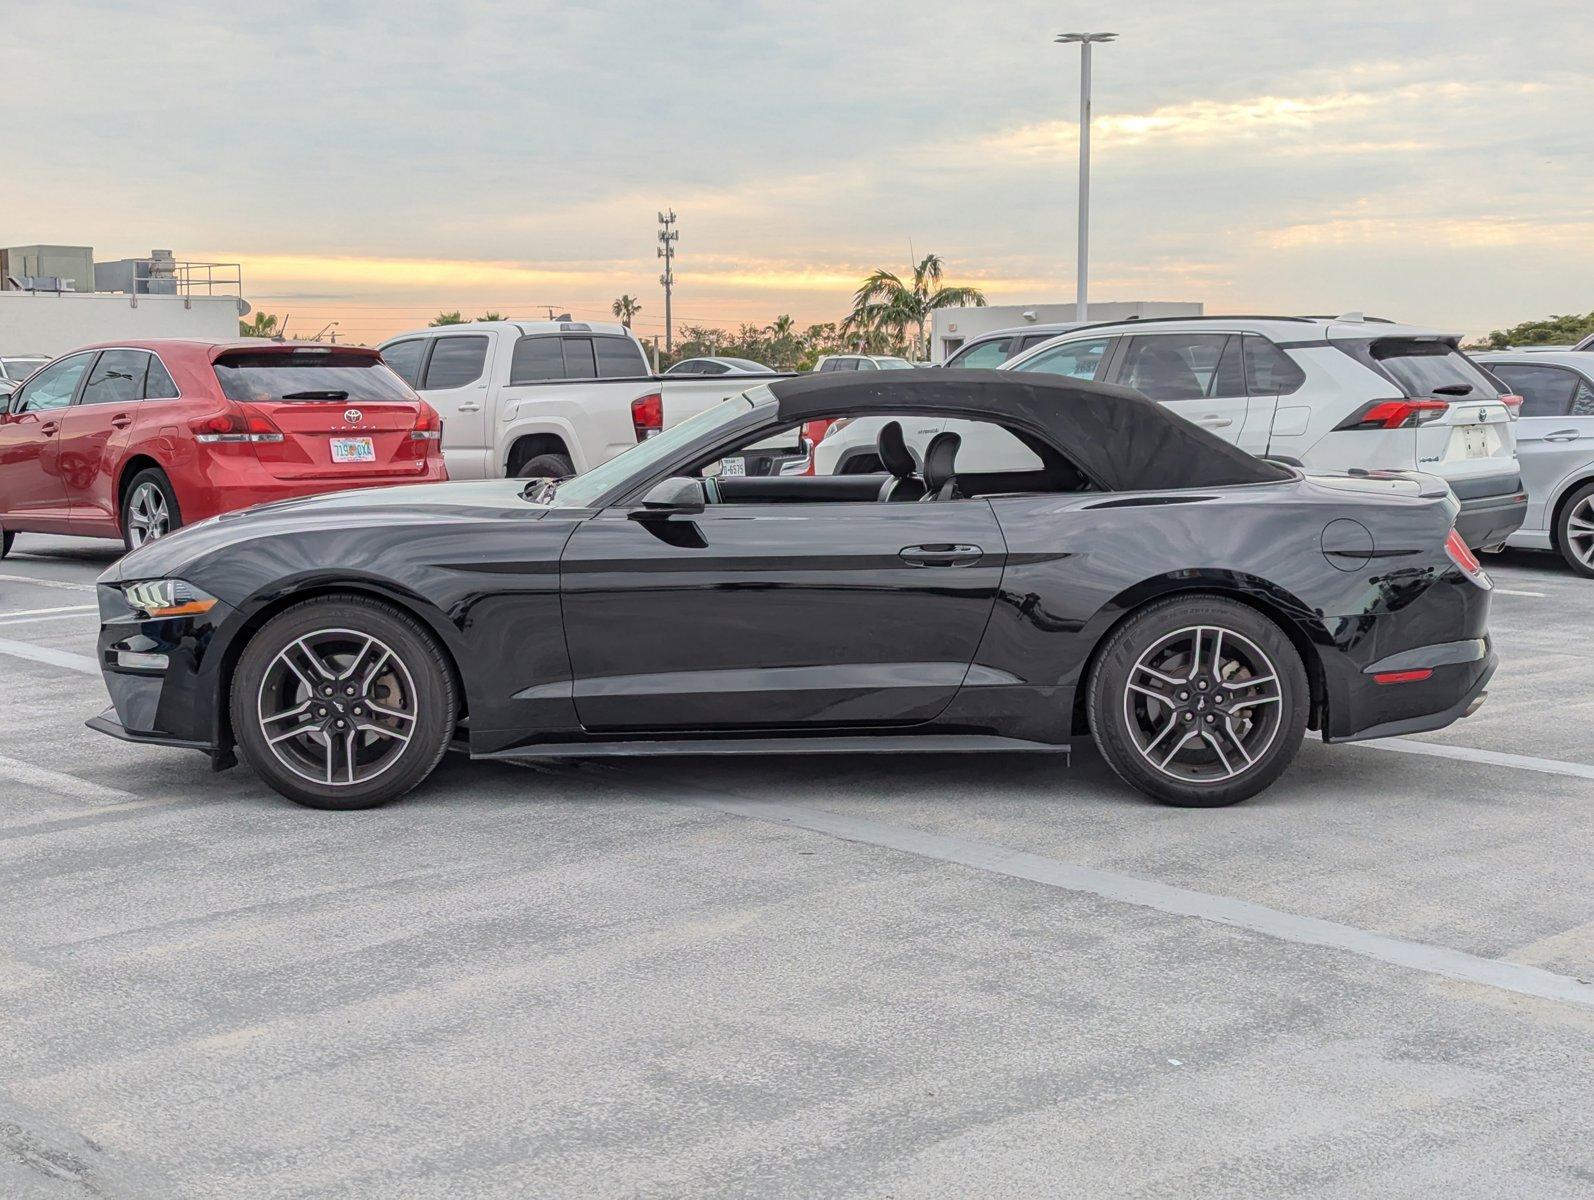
[{"x1": 89, "y1": 370, "x2": 1496, "y2": 809}]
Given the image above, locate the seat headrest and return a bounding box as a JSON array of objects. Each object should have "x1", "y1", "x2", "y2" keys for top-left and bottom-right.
[
  {"x1": 923, "y1": 431, "x2": 961, "y2": 492},
  {"x1": 877, "y1": 420, "x2": 917, "y2": 480}
]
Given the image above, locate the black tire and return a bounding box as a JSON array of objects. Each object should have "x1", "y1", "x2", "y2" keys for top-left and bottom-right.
[
  {"x1": 512, "y1": 452, "x2": 574, "y2": 480},
  {"x1": 1087, "y1": 595, "x2": 1309, "y2": 807},
  {"x1": 230, "y1": 595, "x2": 458, "y2": 810},
  {"x1": 120, "y1": 467, "x2": 182, "y2": 552},
  {"x1": 1554, "y1": 480, "x2": 1594, "y2": 579},
  {"x1": 0, "y1": 526, "x2": 12, "y2": 559}
]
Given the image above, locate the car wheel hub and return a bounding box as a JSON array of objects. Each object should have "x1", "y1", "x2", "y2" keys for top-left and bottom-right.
[
  {"x1": 1568, "y1": 497, "x2": 1594, "y2": 568},
  {"x1": 127, "y1": 482, "x2": 169, "y2": 547}
]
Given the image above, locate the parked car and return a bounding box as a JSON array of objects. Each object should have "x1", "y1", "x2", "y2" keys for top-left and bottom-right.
[
  {"x1": 90, "y1": 371, "x2": 1493, "y2": 812},
  {"x1": 941, "y1": 323, "x2": 1085, "y2": 369},
  {"x1": 1472, "y1": 351, "x2": 1594, "y2": 576},
  {"x1": 811, "y1": 355, "x2": 916, "y2": 373},
  {"x1": 0, "y1": 340, "x2": 445, "y2": 557},
  {"x1": 376, "y1": 320, "x2": 798, "y2": 481},
  {"x1": 814, "y1": 315, "x2": 1526, "y2": 550},
  {"x1": 663, "y1": 357, "x2": 774, "y2": 376},
  {"x1": 1, "y1": 355, "x2": 48, "y2": 385}
]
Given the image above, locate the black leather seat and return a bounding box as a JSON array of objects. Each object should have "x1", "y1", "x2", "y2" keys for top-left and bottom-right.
[
  {"x1": 876, "y1": 421, "x2": 926, "y2": 501},
  {"x1": 921, "y1": 431, "x2": 962, "y2": 501}
]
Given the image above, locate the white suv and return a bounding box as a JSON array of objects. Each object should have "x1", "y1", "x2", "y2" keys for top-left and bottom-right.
[{"x1": 813, "y1": 316, "x2": 1526, "y2": 548}]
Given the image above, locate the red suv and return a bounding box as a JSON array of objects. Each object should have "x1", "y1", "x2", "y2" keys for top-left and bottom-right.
[{"x1": 0, "y1": 340, "x2": 446, "y2": 556}]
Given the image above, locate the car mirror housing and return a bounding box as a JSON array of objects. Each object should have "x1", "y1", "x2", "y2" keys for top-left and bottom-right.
[{"x1": 630, "y1": 477, "x2": 705, "y2": 519}]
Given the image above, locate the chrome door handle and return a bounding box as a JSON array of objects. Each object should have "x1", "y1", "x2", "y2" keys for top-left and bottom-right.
[
  {"x1": 1196, "y1": 415, "x2": 1233, "y2": 428},
  {"x1": 1544, "y1": 430, "x2": 1580, "y2": 442},
  {"x1": 456, "y1": 401, "x2": 482, "y2": 412},
  {"x1": 900, "y1": 543, "x2": 983, "y2": 567}
]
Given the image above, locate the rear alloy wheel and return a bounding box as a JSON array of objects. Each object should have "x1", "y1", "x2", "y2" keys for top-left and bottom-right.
[
  {"x1": 1555, "y1": 482, "x2": 1594, "y2": 579},
  {"x1": 121, "y1": 468, "x2": 182, "y2": 551},
  {"x1": 230, "y1": 596, "x2": 457, "y2": 809},
  {"x1": 1088, "y1": 596, "x2": 1309, "y2": 807}
]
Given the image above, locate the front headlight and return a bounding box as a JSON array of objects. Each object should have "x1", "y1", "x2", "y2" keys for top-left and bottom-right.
[{"x1": 123, "y1": 579, "x2": 219, "y2": 619}]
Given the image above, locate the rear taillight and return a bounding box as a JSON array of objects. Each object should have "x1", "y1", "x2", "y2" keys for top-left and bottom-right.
[
  {"x1": 1445, "y1": 528, "x2": 1491, "y2": 589},
  {"x1": 409, "y1": 402, "x2": 443, "y2": 441},
  {"x1": 631, "y1": 392, "x2": 663, "y2": 441},
  {"x1": 1498, "y1": 393, "x2": 1523, "y2": 419},
  {"x1": 1335, "y1": 399, "x2": 1450, "y2": 431},
  {"x1": 190, "y1": 406, "x2": 285, "y2": 444}
]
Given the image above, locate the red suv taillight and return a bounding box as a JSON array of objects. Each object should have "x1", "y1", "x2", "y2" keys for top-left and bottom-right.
[
  {"x1": 409, "y1": 402, "x2": 443, "y2": 441},
  {"x1": 189, "y1": 405, "x2": 285, "y2": 444},
  {"x1": 631, "y1": 392, "x2": 663, "y2": 441},
  {"x1": 1334, "y1": 399, "x2": 1450, "y2": 430},
  {"x1": 1445, "y1": 528, "x2": 1491, "y2": 589}
]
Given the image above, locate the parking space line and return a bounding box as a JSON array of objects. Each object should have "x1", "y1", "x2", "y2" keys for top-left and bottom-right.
[
  {"x1": 1492, "y1": 587, "x2": 1546, "y2": 598},
  {"x1": 0, "y1": 752, "x2": 136, "y2": 804},
  {"x1": 673, "y1": 791, "x2": 1594, "y2": 1012},
  {"x1": 0, "y1": 605, "x2": 98, "y2": 626},
  {"x1": 0, "y1": 638, "x2": 100, "y2": 676},
  {"x1": 0, "y1": 573, "x2": 96, "y2": 593},
  {"x1": 1351, "y1": 736, "x2": 1594, "y2": 781}
]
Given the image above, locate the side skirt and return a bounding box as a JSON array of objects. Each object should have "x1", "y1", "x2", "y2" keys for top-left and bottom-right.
[{"x1": 475, "y1": 733, "x2": 1071, "y2": 761}]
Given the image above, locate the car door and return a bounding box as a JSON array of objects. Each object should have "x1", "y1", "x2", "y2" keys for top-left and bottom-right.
[
  {"x1": 410, "y1": 333, "x2": 490, "y2": 478},
  {"x1": 0, "y1": 351, "x2": 93, "y2": 523},
  {"x1": 559, "y1": 492, "x2": 1007, "y2": 732},
  {"x1": 1488, "y1": 362, "x2": 1594, "y2": 533},
  {"x1": 1241, "y1": 333, "x2": 1306, "y2": 457},
  {"x1": 57, "y1": 348, "x2": 149, "y2": 525},
  {"x1": 1111, "y1": 333, "x2": 1252, "y2": 449}
]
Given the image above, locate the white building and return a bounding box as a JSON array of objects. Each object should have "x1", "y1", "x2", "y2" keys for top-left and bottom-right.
[
  {"x1": 930, "y1": 300, "x2": 1204, "y2": 363},
  {"x1": 0, "y1": 291, "x2": 244, "y2": 357}
]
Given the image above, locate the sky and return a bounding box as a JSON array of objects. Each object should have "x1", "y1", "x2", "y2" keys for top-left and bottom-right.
[{"x1": 4, "y1": 0, "x2": 1592, "y2": 345}]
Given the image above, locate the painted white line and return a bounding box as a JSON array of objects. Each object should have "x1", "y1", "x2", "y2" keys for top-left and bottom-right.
[
  {"x1": 0, "y1": 573, "x2": 97, "y2": 593},
  {"x1": 0, "y1": 752, "x2": 135, "y2": 804},
  {"x1": 0, "y1": 604, "x2": 97, "y2": 620},
  {"x1": 0, "y1": 638, "x2": 100, "y2": 676},
  {"x1": 1352, "y1": 736, "x2": 1594, "y2": 781},
  {"x1": 675, "y1": 791, "x2": 1594, "y2": 1012},
  {"x1": 0, "y1": 606, "x2": 98, "y2": 627},
  {"x1": 1492, "y1": 587, "x2": 1546, "y2": 598}
]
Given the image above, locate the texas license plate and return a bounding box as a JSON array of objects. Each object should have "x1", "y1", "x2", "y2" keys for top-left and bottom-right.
[
  {"x1": 331, "y1": 437, "x2": 375, "y2": 463},
  {"x1": 718, "y1": 456, "x2": 746, "y2": 477}
]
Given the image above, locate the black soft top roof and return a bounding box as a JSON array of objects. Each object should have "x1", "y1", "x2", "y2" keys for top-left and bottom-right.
[{"x1": 767, "y1": 369, "x2": 1292, "y2": 492}]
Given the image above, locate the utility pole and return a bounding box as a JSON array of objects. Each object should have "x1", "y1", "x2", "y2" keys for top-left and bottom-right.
[
  {"x1": 657, "y1": 209, "x2": 678, "y2": 352},
  {"x1": 1055, "y1": 32, "x2": 1115, "y2": 323}
]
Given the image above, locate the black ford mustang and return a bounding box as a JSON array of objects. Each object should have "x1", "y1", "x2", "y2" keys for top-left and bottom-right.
[{"x1": 89, "y1": 371, "x2": 1496, "y2": 810}]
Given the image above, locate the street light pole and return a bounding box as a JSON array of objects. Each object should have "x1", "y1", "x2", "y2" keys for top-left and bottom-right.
[{"x1": 1055, "y1": 32, "x2": 1115, "y2": 323}]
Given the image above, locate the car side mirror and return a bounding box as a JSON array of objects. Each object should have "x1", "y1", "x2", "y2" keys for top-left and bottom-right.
[{"x1": 629, "y1": 477, "x2": 705, "y2": 519}]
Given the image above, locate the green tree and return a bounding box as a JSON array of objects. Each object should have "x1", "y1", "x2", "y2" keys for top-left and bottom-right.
[
  {"x1": 430, "y1": 310, "x2": 466, "y2": 326},
  {"x1": 239, "y1": 312, "x2": 279, "y2": 338},
  {"x1": 611, "y1": 294, "x2": 642, "y2": 328},
  {"x1": 477, "y1": 311, "x2": 506, "y2": 322},
  {"x1": 1475, "y1": 311, "x2": 1594, "y2": 350},
  {"x1": 845, "y1": 253, "x2": 986, "y2": 359}
]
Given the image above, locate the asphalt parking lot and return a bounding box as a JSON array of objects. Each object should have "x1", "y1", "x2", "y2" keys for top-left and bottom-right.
[{"x1": 2, "y1": 534, "x2": 1592, "y2": 1199}]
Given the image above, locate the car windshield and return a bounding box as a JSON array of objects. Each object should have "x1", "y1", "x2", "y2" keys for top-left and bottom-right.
[
  {"x1": 545, "y1": 391, "x2": 765, "y2": 507},
  {"x1": 213, "y1": 350, "x2": 415, "y2": 402}
]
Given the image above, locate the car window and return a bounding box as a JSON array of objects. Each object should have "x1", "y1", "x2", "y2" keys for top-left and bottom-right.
[
  {"x1": 594, "y1": 336, "x2": 648, "y2": 379},
  {"x1": 1117, "y1": 334, "x2": 1234, "y2": 401},
  {"x1": 421, "y1": 335, "x2": 488, "y2": 389},
  {"x1": 1011, "y1": 337, "x2": 1112, "y2": 381},
  {"x1": 14, "y1": 352, "x2": 92, "y2": 412},
  {"x1": 2, "y1": 358, "x2": 47, "y2": 382},
  {"x1": 1243, "y1": 335, "x2": 1306, "y2": 394},
  {"x1": 1370, "y1": 340, "x2": 1499, "y2": 399},
  {"x1": 1489, "y1": 364, "x2": 1579, "y2": 417},
  {"x1": 666, "y1": 360, "x2": 703, "y2": 375},
  {"x1": 79, "y1": 349, "x2": 149, "y2": 406},
  {"x1": 144, "y1": 355, "x2": 179, "y2": 399},
  {"x1": 817, "y1": 358, "x2": 854, "y2": 373},
  {"x1": 381, "y1": 338, "x2": 427, "y2": 387},
  {"x1": 698, "y1": 361, "x2": 729, "y2": 375},
  {"x1": 510, "y1": 336, "x2": 565, "y2": 383},
  {"x1": 1576, "y1": 379, "x2": 1594, "y2": 417},
  {"x1": 948, "y1": 338, "x2": 1013, "y2": 369},
  {"x1": 213, "y1": 351, "x2": 416, "y2": 402},
  {"x1": 561, "y1": 337, "x2": 598, "y2": 380},
  {"x1": 1017, "y1": 333, "x2": 1061, "y2": 352}
]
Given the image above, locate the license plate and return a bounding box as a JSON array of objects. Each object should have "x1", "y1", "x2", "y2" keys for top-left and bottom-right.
[
  {"x1": 1454, "y1": 428, "x2": 1491, "y2": 460},
  {"x1": 331, "y1": 437, "x2": 375, "y2": 463},
  {"x1": 718, "y1": 456, "x2": 746, "y2": 477}
]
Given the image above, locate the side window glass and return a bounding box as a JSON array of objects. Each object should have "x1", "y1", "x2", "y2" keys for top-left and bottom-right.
[
  {"x1": 421, "y1": 335, "x2": 488, "y2": 389},
  {"x1": 1118, "y1": 335, "x2": 1228, "y2": 401},
  {"x1": 15, "y1": 353, "x2": 92, "y2": 412},
  {"x1": 510, "y1": 336, "x2": 564, "y2": 383},
  {"x1": 144, "y1": 355, "x2": 179, "y2": 399},
  {"x1": 1492, "y1": 364, "x2": 1577, "y2": 417},
  {"x1": 381, "y1": 339, "x2": 427, "y2": 387},
  {"x1": 1242, "y1": 335, "x2": 1306, "y2": 395},
  {"x1": 951, "y1": 338, "x2": 1012, "y2": 369},
  {"x1": 858, "y1": 359, "x2": 877, "y2": 371},
  {"x1": 561, "y1": 337, "x2": 597, "y2": 379},
  {"x1": 80, "y1": 350, "x2": 149, "y2": 406},
  {"x1": 1011, "y1": 337, "x2": 1111, "y2": 381},
  {"x1": 594, "y1": 337, "x2": 647, "y2": 379},
  {"x1": 1574, "y1": 379, "x2": 1594, "y2": 417},
  {"x1": 1210, "y1": 336, "x2": 1245, "y2": 397}
]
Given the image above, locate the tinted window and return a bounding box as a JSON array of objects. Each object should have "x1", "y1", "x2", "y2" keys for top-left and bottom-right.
[
  {"x1": 144, "y1": 355, "x2": 179, "y2": 399},
  {"x1": 1489, "y1": 364, "x2": 1578, "y2": 417},
  {"x1": 79, "y1": 349, "x2": 149, "y2": 405},
  {"x1": 421, "y1": 335, "x2": 488, "y2": 389},
  {"x1": 818, "y1": 358, "x2": 855, "y2": 373},
  {"x1": 381, "y1": 339, "x2": 427, "y2": 387},
  {"x1": 1011, "y1": 337, "x2": 1111, "y2": 381},
  {"x1": 1243, "y1": 335, "x2": 1306, "y2": 394},
  {"x1": 2, "y1": 358, "x2": 47, "y2": 382},
  {"x1": 1577, "y1": 379, "x2": 1594, "y2": 417},
  {"x1": 510, "y1": 336, "x2": 565, "y2": 383},
  {"x1": 595, "y1": 336, "x2": 648, "y2": 378},
  {"x1": 1211, "y1": 337, "x2": 1245, "y2": 396},
  {"x1": 1118, "y1": 334, "x2": 1232, "y2": 401},
  {"x1": 14, "y1": 353, "x2": 92, "y2": 412},
  {"x1": 561, "y1": 337, "x2": 597, "y2": 380},
  {"x1": 949, "y1": 338, "x2": 1013, "y2": 369},
  {"x1": 1017, "y1": 333, "x2": 1061, "y2": 351},
  {"x1": 666, "y1": 360, "x2": 706, "y2": 375},
  {"x1": 1371, "y1": 340, "x2": 1499, "y2": 398},
  {"x1": 213, "y1": 351, "x2": 415, "y2": 402}
]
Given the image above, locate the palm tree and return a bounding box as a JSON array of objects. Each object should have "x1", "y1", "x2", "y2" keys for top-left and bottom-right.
[
  {"x1": 611, "y1": 295, "x2": 641, "y2": 328},
  {"x1": 430, "y1": 311, "x2": 466, "y2": 326},
  {"x1": 477, "y1": 311, "x2": 506, "y2": 322},
  {"x1": 239, "y1": 312, "x2": 279, "y2": 338},
  {"x1": 845, "y1": 254, "x2": 986, "y2": 359}
]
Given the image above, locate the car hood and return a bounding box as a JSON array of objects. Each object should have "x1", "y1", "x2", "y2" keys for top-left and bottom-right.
[{"x1": 101, "y1": 479, "x2": 553, "y2": 584}]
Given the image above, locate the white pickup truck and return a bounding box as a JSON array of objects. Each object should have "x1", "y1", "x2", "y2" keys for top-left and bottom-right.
[{"x1": 377, "y1": 320, "x2": 797, "y2": 478}]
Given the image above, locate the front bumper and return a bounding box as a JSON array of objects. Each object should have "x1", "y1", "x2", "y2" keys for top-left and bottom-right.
[{"x1": 1450, "y1": 473, "x2": 1527, "y2": 549}]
